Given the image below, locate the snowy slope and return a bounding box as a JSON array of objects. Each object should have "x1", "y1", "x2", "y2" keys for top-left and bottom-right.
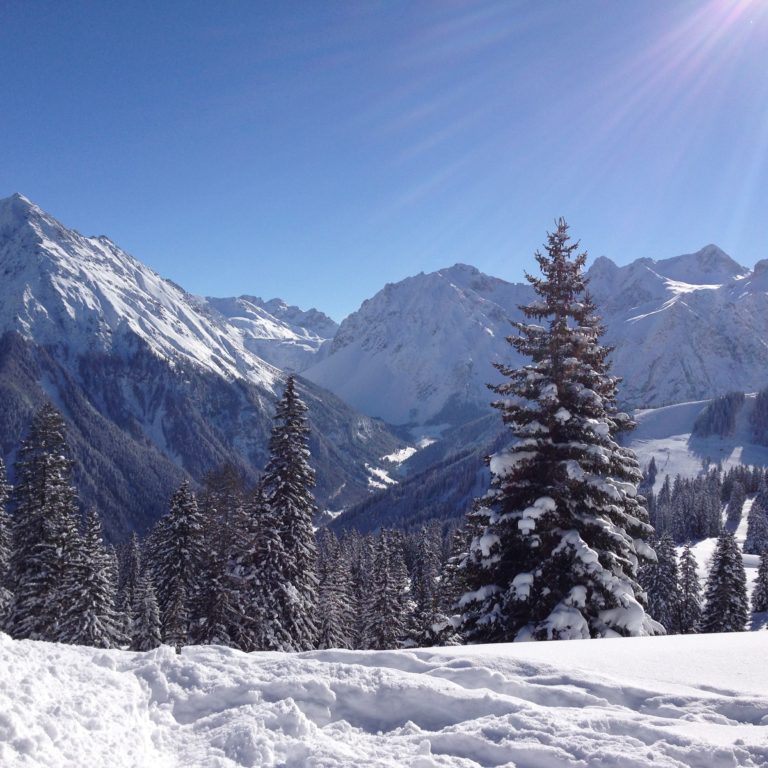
[
  {"x1": 305, "y1": 264, "x2": 531, "y2": 425},
  {"x1": 1, "y1": 632, "x2": 766, "y2": 767},
  {"x1": 203, "y1": 295, "x2": 336, "y2": 372},
  {"x1": 0, "y1": 193, "x2": 280, "y2": 391},
  {"x1": 305, "y1": 245, "x2": 768, "y2": 427},
  {"x1": 627, "y1": 394, "x2": 768, "y2": 492}
]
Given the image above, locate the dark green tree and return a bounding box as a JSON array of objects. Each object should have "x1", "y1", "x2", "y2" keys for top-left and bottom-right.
[
  {"x1": 459, "y1": 220, "x2": 659, "y2": 642},
  {"x1": 677, "y1": 544, "x2": 702, "y2": 634},
  {"x1": 700, "y1": 530, "x2": 748, "y2": 633}
]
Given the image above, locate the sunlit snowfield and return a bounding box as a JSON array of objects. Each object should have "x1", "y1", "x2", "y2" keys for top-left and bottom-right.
[{"x1": 1, "y1": 631, "x2": 766, "y2": 767}]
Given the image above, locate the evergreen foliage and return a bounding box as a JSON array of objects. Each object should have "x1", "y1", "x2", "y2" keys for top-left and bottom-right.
[
  {"x1": 7, "y1": 404, "x2": 81, "y2": 641},
  {"x1": 700, "y1": 530, "x2": 748, "y2": 632},
  {"x1": 260, "y1": 375, "x2": 318, "y2": 650},
  {"x1": 154, "y1": 481, "x2": 205, "y2": 650},
  {"x1": 458, "y1": 220, "x2": 659, "y2": 642},
  {"x1": 131, "y1": 568, "x2": 162, "y2": 651},
  {"x1": 676, "y1": 545, "x2": 702, "y2": 634},
  {"x1": 743, "y1": 490, "x2": 768, "y2": 555},
  {"x1": 752, "y1": 552, "x2": 768, "y2": 614},
  {"x1": 644, "y1": 534, "x2": 680, "y2": 633},
  {"x1": 691, "y1": 392, "x2": 745, "y2": 438},
  {"x1": 0, "y1": 458, "x2": 12, "y2": 625},
  {"x1": 316, "y1": 530, "x2": 354, "y2": 649},
  {"x1": 725, "y1": 481, "x2": 746, "y2": 529},
  {"x1": 59, "y1": 509, "x2": 125, "y2": 648}
]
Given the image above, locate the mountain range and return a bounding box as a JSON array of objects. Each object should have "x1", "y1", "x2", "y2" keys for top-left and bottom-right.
[{"x1": 3, "y1": 192, "x2": 768, "y2": 538}]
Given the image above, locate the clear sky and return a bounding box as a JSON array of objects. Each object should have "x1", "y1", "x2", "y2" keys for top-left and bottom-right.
[{"x1": 1, "y1": 1, "x2": 767, "y2": 321}]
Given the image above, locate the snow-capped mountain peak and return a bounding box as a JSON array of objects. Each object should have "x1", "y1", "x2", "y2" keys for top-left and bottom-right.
[{"x1": 0, "y1": 193, "x2": 280, "y2": 390}]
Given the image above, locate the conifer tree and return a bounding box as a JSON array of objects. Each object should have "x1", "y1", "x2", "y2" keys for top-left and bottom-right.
[
  {"x1": 131, "y1": 568, "x2": 162, "y2": 651},
  {"x1": 677, "y1": 545, "x2": 702, "y2": 634},
  {"x1": 743, "y1": 494, "x2": 768, "y2": 555},
  {"x1": 116, "y1": 533, "x2": 142, "y2": 639},
  {"x1": 316, "y1": 530, "x2": 354, "y2": 649},
  {"x1": 726, "y1": 480, "x2": 746, "y2": 529},
  {"x1": 7, "y1": 404, "x2": 81, "y2": 641},
  {"x1": 700, "y1": 530, "x2": 748, "y2": 632},
  {"x1": 154, "y1": 481, "x2": 205, "y2": 650},
  {"x1": 59, "y1": 509, "x2": 126, "y2": 648},
  {"x1": 459, "y1": 220, "x2": 659, "y2": 642},
  {"x1": 229, "y1": 486, "x2": 293, "y2": 651},
  {"x1": 261, "y1": 375, "x2": 318, "y2": 650},
  {"x1": 0, "y1": 458, "x2": 12, "y2": 625},
  {"x1": 751, "y1": 551, "x2": 768, "y2": 614},
  {"x1": 363, "y1": 530, "x2": 411, "y2": 649},
  {"x1": 645, "y1": 534, "x2": 680, "y2": 633}
]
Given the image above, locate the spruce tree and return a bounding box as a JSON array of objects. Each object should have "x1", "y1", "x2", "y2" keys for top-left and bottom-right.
[
  {"x1": 131, "y1": 568, "x2": 162, "y2": 651},
  {"x1": 752, "y1": 552, "x2": 768, "y2": 614},
  {"x1": 316, "y1": 530, "x2": 354, "y2": 649},
  {"x1": 363, "y1": 530, "x2": 411, "y2": 649},
  {"x1": 459, "y1": 220, "x2": 659, "y2": 642},
  {"x1": 677, "y1": 544, "x2": 702, "y2": 634},
  {"x1": 116, "y1": 533, "x2": 142, "y2": 640},
  {"x1": 7, "y1": 404, "x2": 82, "y2": 641},
  {"x1": 0, "y1": 458, "x2": 12, "y2": 625},
  {"x1": 725, "y1": 480, "x2": 745, "y2": 529},
  {"x1": 743, "y1": 495, "x2": 768, "y2": 555},
  {"x1": 59, "y1": 509, "x2": 125, "y2": 648},
  {"x1": 154, "y1": 481, "x2": 205, "y2": 650},
  {"x1": 700, "y1": 530, "x2": 748, "y2": 632},
  {"x1": 645, "y1": 534, "x2": 680, "y2": 633},
  {"x1": 261, "y1": 375, "x2": 318, "y2": 650}
]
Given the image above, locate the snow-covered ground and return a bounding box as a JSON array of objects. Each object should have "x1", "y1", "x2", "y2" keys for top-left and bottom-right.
[{"x1": 1, "y1": 631, "x2": 766, "y2": 767}]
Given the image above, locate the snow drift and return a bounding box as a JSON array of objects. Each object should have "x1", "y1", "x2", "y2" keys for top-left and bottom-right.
[{"x1": 1, "y1": 632, "x2": 766, "y2": 767}]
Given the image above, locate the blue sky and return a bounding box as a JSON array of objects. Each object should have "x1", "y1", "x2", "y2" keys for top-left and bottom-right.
[{"x1": 2, "y1": 1, "x2": 767, "y2": 321}]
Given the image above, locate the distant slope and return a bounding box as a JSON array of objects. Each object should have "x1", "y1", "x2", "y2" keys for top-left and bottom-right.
[
  {"x1": 0, "y1": 194, "x2": 401, "y2": 538},
  {"x1": 306, "y1": 245, "x2": 768, "y2": 428}
]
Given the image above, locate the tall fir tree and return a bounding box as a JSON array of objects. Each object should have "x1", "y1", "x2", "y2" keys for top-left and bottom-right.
[
  {"x1": 116, "y1": 533, "x2": 143, "y2": 640},
  {"x1": 59, "y1": 509, "x2": 126, "y2": 648},
  {"x1": 644, "y1": 534, "x2": 680, "y2": 633},
  {"x1": 316, "y1": 530, "x2": 354, "y2": 649},
  {"x1": 260, "y1": 375, "x2": 318, "y2": 650},
  {"x1": 0, "y1": 458, "x2": 12, "y2": 625},
  {"x1": 751, "y1": 551, "x2": 768, "y2": 614},
  {"x1": 131, "y1": 568, "x2": 162, "y2": 651},
  {"x1": 700, "y1": 530, "x2": 748, "y2": 633},
  {"x1": 458, "y1": 220, "x2": 659, "y2": 642},
  {"x1": 743, "y1": 494, "x2": 768, "y2": 555},
  {"x1": 154, "y1": 481, "x2": 205, "y2": 650},
  {"x1": 362, "y1": 530, "x2": 412, "y2": 649},
  {"x1": 676, "y1": 544, "x2": 702, "y2": 634},
  {"x1": 725, "y1": 480, "x2": 746, "y2": 529},
  {"x1": 7, "y1": 404, "x2": 82, "y2": 641}
]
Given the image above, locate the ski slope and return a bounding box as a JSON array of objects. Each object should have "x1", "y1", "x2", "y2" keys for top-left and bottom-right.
[{"x1": 1, "y1": 631, "x2": 766, "y2": 767}]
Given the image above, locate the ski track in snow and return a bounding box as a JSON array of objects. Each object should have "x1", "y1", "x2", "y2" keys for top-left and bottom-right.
[{"x1": 1, "y1": 633, "x2": 766, "y2": 767}]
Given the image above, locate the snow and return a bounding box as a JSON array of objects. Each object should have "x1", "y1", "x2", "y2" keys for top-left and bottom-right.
[
  {"x1": 364, "y1": 463, "x2": 397, "y2": 491},
  {"x1": 1, "y1": 632, "x2": 766, "y2": 767}
]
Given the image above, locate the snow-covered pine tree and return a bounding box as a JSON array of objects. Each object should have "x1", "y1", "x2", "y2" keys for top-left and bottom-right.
[
  {"x1": 743, "y1": 490, "x2": 768, "y2": 555},
  {"x1": 190, "y1": 466, "x2": 247, "y2": 647},
  {"x1": 116, "y1": 533, "x2": 142, "y2": 639},
  {"x1": 58, "y1": 509, "x2": 126, "y2": 648},
  {"x1": 229, "y1": 485, "x2": 293, "y2": 652},
  {"x1": 0, "y1": 458, "x2": 12, "y2": 625},
  {"x1": 363, "y1": 530, "x2": 412, "y2": 649},
  {"x1": 261, "y1": 375, "x2": 318, "y2": 651},
  {"x1": 700, "y1": 530, "x2": 748, "y2": 633},
  {"x1": 316, "y1": 529, "x2": 354, "y2": 649},
  {"x1": 350, "y1": 532, "x2": 375, "y2": 649},
  {"x1": 725, "y1": 480, "x2": 745, "y2": 529},
  {"x1": 7, "y1": 404, "x2": 82, "y2": 641},
  {"x1": 458, "y1": 220, "x2": 660, "y2": 642},
  {"x1": 676, "y1": 544, "x2": 702, "y2": 634},
  {"x1": 154, "y1": 480, "x2": 205, "y2": 650},
  {"x1": 752, "y1": 551, "x2": 768, "y2": 614},
  {"x1": 131, "y1": 568, "x2": 162, "y2": 651},
  {"x1": 644, "y1": 534, "x2": 680, "y2": 633},
  {"x1": 410, "y1": 524, "x2": 456, "y2": 646}
]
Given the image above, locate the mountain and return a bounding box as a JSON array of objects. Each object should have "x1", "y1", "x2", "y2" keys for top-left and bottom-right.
[
  {"x1": 305, "y1": 245, "x2": 768, "y2": 427},
  {"x1": 202, "y1": 295, "x2": 336, "y2": 372},
  {"x1": 0, "y1": 194, "x2": 402, "y2": 539},
  {"x1": 305, "y1": 264, "x2": 531, "y2": 426}
]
